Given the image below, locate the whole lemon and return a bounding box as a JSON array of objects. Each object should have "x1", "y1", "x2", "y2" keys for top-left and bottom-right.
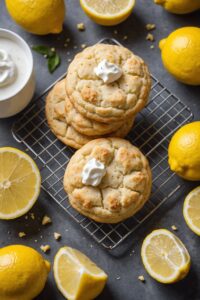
[
  {"x1": 159, "y1": 27, "x2": 200, "y2": 85},
  {"x1": 168, "y1": 121, "x2": 200, "y2": 181},
  {"x1": 0, "y1": 245, "x2": 51, "y2": 300},
  {"x1": 5, "y1": 0, "x2": 65, "y2": 35},
  {"x1": 154, "y1": 0, "x2": 200, "y2": 14}
]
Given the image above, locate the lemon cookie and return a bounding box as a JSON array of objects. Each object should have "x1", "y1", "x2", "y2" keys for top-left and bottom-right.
[
  {"x1": 66, "y1": 44, "x2": 151, "y2": 123},
  {"x1": 45, "y1": 81, "x2": 134, "y2": 149},
  {"x1": 64, "y1": 138, "x2": 152, "y2": 223},
  {"x1": 65, "y1": 80, "x2": 125, "y2": 136}
]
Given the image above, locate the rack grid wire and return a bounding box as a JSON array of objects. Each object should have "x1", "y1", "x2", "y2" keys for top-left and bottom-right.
[{"x1": 12, "y1": 38, "x2": 193, "y2": 250}]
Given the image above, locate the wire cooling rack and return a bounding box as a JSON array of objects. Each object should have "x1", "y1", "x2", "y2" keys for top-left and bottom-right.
[{"x1": 12, "y1": 38, "x2": 193, "y2": 250}]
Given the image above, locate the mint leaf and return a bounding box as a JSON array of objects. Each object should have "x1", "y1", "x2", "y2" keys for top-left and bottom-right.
[
  {"x1": 32, "y1": 45, "x2": 61, "y2": 73},
  {"x1": 32, "y1": 45, "x2": 51, "y2": 56},
  {"x1": 48, "y1": 53, "x2": 60, "y2": 73}
]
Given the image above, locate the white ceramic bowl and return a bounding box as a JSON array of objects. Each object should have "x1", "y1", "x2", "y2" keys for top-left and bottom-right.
[{"x1": 0, "y1": 29, "x2": 35, "y2": 118}]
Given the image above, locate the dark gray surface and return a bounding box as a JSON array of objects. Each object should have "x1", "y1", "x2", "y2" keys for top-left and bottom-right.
[{"x1": 1, "y1": 1, "x2": 200, "y2": 299}]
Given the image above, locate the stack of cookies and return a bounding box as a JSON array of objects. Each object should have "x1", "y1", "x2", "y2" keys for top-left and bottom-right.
[{"x1": 46, "y1": 44, "x2": 151, "y2": 149}]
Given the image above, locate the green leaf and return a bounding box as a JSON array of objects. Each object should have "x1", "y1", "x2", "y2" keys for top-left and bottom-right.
[
  {"x1": 32, "y1": 45, "x2": 56, "y2": 58},
  {"x1": 48, "y1": 53, "x2": 60, "y2": 73},
  {"x1": 32, "y1": 45, "x2": 50, "y2": 56}
]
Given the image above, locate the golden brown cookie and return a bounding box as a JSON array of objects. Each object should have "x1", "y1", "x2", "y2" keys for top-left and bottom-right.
[
  {"x1": 64, "y1": 138, "x2": 152, "y2": 223},
  {"x1": 66, "y1": 44, "x2": 151, "y2": 123},
  {"x1": 45, "y1": 81, "x2": 134, "y2": 149},
  {"x1": 65, "y1": 93, "x2": 124, "y2": 136}
]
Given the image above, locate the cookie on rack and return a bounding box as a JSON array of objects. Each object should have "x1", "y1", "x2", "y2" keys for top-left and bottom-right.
[
  {"x1": 45, "y1": 80, "x2": 134, "y2": 149},
  {"x1": 66, "y1": 43, "x2": 151, "y2": 123},
  {"x1": 64, "y1": 138, "x2": 152, "y2": 223},
  {"x1": 65, "y1": 93, "x2": 124, "y2": 136}
]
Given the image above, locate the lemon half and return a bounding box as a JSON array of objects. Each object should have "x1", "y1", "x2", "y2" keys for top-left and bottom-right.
[
  {"x1": 54, "y1": 246, "x2": 108, "y2": 300},
  {"x1": 80, "y1": 0, "x2": 135, "y2": 26},
  {"x1": 141, "y1": 229, "x2": 191, "y2": 284},
  {"x1": 183, "y1": 186, "x2": 200, "y2": 236},
  {"x1": 0, "y1": 147, "x2": 41, "y2": 219}
]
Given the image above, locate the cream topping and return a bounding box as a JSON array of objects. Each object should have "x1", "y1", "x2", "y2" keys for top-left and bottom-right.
[
  {"x1": 0, "y1": 49, "x2": 17, "y2": 87},
  {"x1": 82, "y1": 158, "x2": 106, "y2": 187},
  {"x1": 94, "y1": 59, "x2": 122, "y2": 84}
]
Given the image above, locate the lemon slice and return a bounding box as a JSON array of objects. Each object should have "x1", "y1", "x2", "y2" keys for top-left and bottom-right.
[
  {"x1": 183, "y1": 186, "x2": 200, "y2": 235},
  {"x1": 141, "y1": 229, "x2": 191, "y2": 283},
  {"x1": 53, "y1": 246, "x2": 108, "y2": 300},
  {"x1": 0, "y1": 147, "x2": 41, "y2": 219},
  {"x1": 80, "y1": 0, "x2": 135, "y2": 26}
]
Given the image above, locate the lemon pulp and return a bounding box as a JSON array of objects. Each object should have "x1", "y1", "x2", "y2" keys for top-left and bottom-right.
[
  {"x1": 54, "y1": 246, "x2": 107, "y2": 300},
  {"x1": 141, "y1": 229, "x2": 191, "y2": 283},
  {"x1": 80, "y1": 0, "x2": 135, "y2": 26},
  {"x1": 183, "y1": 186, "x2": 200, "y2": 235},
  {"x1": 0, "y1": 147, "x2": 41, "y2": 219}
]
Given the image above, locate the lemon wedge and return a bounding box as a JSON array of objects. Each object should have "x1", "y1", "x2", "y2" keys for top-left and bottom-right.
[
  {"x1": 141, "y1": 229, "x2": 191, "y2": 284},
  {"x1": 53, "y1": 246, "x2": 108, "y2": 300},
  {"x1": 0, "y1": 147, "x2": 41, "y2": 219},
  {"x1": 183, "y1": 186, "x2": 200, "y2": 235},
  {"x1": 80, "y1": 0, "x2": 135, "y2": 26}
]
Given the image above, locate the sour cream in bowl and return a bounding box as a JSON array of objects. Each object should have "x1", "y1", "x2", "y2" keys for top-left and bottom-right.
[{"x1": 0, "y1": 29, "x2": 35, "y2": 118}]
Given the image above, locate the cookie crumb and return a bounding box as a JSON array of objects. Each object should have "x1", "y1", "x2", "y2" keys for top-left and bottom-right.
[
  {"x1": 42, "y1": 215, "x2": 52, "y2": 226},
  {"x1": 146, "y1": 33, "x2": 154, "y2": 41},
  {"x1": 25, "y1": 215, "x2": 28, "y2": 220},
  {"x1": 171, "y1": 225, "x2": 178, "y2": 231},
  {"x1": 18, "y1": 232, "x2": 26, "y2": 238},
  {"x1": 73, "y1": 45, "x2": 78, "y2": 49},
  {"x1": 35, "y1": 239, "x2": 38, "y2": 243},
  {"x1": 138, "y1": 275, "x2": 145, "y2": 282},
  {"x1": 51, "y1": 47, "x2": 56, "y2": 52},
  {"x1": 30, "y1": 213, "x2": 35, "y2": 220},
  {"x1": 40, "y1": 245, "x2": 51, "y2": 253},
  {"x1": 116, "y1": 276, "x2": 121, "y2": 280},
  {"x1": 123, "y1": 35, "x2": 128, "y2": 40},
  {"x1": 146, "y1": 23, "x2": 156, "y2": 31},
  {"x1": 54, "y1": 232, "x2": 62, "y2": 240},
  {"x1": 68, "y1": 58, "x2": 72, "y2": 62},
  {"x1": 43, "y1": 54, "x2": 48, "y2": 59},
  {"x1": 66, "y1": 38, "x2": 71, "y2": 42},
  {"x1": 64, "y1": 43, "x2": 68, "y2": 48},
  {"x1": 150, "y1": 45, "x2": 155, "y2": 49},
  {"x1": 114, "y1": 30, "x2": 118, "y2": 34},
  {"x1": 81, "y1": 44, "x2": 87, "y2": 49},
  {"x1": 77, "y1": 23, "x2": 85, "y2": 31}
]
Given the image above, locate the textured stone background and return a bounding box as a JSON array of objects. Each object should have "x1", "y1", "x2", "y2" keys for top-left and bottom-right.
[{"x1": 1, "y1": 1, "x2": 200, "y2": 299}]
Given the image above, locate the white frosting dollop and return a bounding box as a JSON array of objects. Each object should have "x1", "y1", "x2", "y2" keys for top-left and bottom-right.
[
  {"x1": 94, "y1": 59, "x2": 122, "y2": 84},
  {"x1": 82, "y1": 158, "x2": 106, "y2": 187},
  {"x1": 0, "y1": 49, "x2": 17, "y2": 87}
]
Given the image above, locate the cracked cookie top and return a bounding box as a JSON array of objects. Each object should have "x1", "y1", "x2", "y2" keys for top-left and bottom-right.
[
  {"x1": 64, "y1": 138, "x2": 152, "y2": 223},
  {"x1": 66, "y1": 44, "x2": 151, "y2": 123},
  {"x1": 45, "y1": 80, "x2": 134, "y2": 149}
]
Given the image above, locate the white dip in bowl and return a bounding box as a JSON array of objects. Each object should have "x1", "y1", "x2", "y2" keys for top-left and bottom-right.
[{"x1": 0, "y1": 29, "x2": 35, "y2": 118}]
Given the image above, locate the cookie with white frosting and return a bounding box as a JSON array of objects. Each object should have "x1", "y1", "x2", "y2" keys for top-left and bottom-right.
[
  {"x1": 64, "y1": 138, "x2": 152, "y2": 223},
  {"x1": 66, "y1": 44, "x2": 151, "y2": 123}
]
